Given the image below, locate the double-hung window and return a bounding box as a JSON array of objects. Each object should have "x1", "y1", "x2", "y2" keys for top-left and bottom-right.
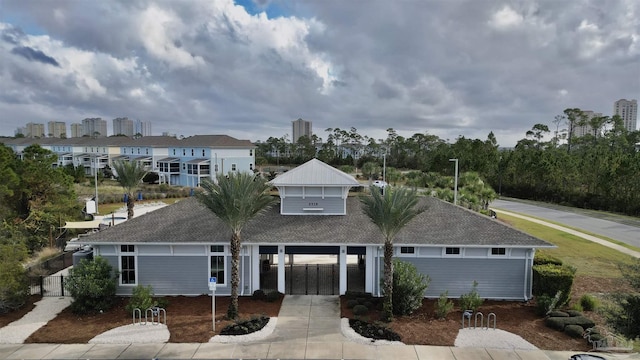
[
  {"x1": 210, "y1": 245, "x2": 226, "y2": 285},
  {"x1": 120, "y1": 245, "x2": 136, "y2": 285}
]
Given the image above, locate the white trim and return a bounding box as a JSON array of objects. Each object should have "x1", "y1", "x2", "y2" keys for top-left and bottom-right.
[
  {"x1": 302, "y1": 208, "x2": 324, "y2": 211},
  {"x1": 118, "y1": 245, "x2": 138, "y2": 286}
]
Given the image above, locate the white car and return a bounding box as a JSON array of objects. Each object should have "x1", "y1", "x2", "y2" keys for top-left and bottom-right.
[{"x1": 372, "y1": 180, "x2": 388, "y2": 188}]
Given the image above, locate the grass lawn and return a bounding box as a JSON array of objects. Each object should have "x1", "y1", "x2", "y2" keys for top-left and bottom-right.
[{"x1": 499, "y1": 213, "x2": 636, "y2": 278}]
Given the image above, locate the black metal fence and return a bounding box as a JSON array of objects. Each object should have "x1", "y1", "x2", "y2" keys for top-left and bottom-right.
[
  {"x1": 29, "y1": 275, "x2": 67, "y2": 297},
  {"x1": 26, "y1": 252, "x2": 74, "y2": 277}
]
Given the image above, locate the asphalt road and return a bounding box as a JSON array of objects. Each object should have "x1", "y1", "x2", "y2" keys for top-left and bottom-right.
[{"x1": 491, "y1": 199, "x2": 640, "y2": 249}]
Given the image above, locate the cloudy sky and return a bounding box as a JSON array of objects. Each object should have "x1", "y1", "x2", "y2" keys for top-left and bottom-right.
[{"x1": 1, "y1": 0, "x2": 638, "y2": 146}]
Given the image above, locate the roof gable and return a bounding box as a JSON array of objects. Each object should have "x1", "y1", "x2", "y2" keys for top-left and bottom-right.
[{"x1": 269, "y1": 158, "x2": 360, "y2": 186}]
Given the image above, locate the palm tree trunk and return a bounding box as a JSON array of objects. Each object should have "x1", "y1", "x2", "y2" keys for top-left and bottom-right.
[
  {"x1": 228, "y1": 232, "x2": 241, "y2": 320},
  {"x1": 126, "y1": 192, "x2": 134, "y2": 219},
  {"x1": 382, "y1": 240, "x2": 394, "y2": 321}
]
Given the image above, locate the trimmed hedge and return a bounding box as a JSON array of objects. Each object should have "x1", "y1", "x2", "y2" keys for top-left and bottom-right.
[
  {"x1": 534, "y1": 253, "x2": 563, "y2": 266},
  {"x1": 548, "y1": 310, "x2": 570, "y2": 317},
  {"x1": 564, "y1": 324, "x2": 585, "y2": 338},
  {"x1": 566, "y1": 310, "x2": 583, "y2": 317},
  {"x1": 545, "y1": 316, "x2": 595, "y2": 331},
  {"x1": 532, "y1": 263, "x2": 576, "y2": 306}
]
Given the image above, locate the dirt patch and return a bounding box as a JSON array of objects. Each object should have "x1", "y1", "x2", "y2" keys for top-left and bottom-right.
[
  {"x1": 0, "y1": 295, "x2": 41, "y2": 328},
  {"x1": 26, "y1": 295, "x2": 282, "y2": 344}
]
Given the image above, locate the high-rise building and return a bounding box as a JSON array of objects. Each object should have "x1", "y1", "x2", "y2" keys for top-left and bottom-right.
[
  {"x1": 614, "y1": 99, "x2": 638, "y2": 132},
  {"x1": 70, "y1": 123, "x2": 84, "y2": 138},
  {"x1": 82, "y1": 118, "x2": 107, "y2": 137},
  {"x1": 571, "y1": 110, "x2": 603, "y2": 138},
  {"x1": 25, "y1": 122, "x2": 45, "y2": 138},
  {"x1": 135, "y1": 119, "x2": 152, "y2": 137},
  {"x1": 113, "y1": 117, "x2": 134, "y2": 136},
  {"x1": 292, "y1": 118, "x2": 312, "y2": 143},
  {"x1": 47, "y1": 121, "x2": 67, "y2": 138},
  {"x1": 15, "y1": 127, "x2": 26, "y2": 137}
]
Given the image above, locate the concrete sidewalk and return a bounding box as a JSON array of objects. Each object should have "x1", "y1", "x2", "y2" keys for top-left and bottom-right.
[{"x1": 1, "y1": 295, "x2": 638, "y2": 359}]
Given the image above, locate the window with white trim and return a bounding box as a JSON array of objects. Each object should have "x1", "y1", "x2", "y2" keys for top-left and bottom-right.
[
  {"x1": 491, "y1": 248, "x2": 506, "y2": 255},
  {"x1": 120, "y1": 245, "x2": 136, "y2": 285},
  {"x1": 400, "y1": 247, "x2": 415, "y2": 254},
  {"x1": 445, "y1": 247, "x2": 460, "y2": 255},
  {"x1": 210, "y1": 245, "x2": 226, "y2": 285}
]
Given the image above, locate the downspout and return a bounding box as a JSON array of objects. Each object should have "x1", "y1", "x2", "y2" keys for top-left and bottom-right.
[
  {"x1": 523, "y1": 249, "x2": 532, "y2": 301},
  {"x1": 241, "y1": 246, "x2": 244, "y2": 296}
]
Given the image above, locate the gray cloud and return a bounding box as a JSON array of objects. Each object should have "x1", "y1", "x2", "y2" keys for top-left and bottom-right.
[
  {"x1": 0, "y1": 0, "x2": 638, "y2": 146},
  {"x1": 10, "y1": 46, "x2": 60, "y2": 67}
]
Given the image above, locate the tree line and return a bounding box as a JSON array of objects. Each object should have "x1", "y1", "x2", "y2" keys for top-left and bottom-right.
[{"x1": 256, "y1": 109, "x2": 640, "y2": 216}]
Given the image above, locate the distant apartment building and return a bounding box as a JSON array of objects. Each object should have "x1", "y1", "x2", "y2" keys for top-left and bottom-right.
[
  {"x1": 135, "y1": 119, "x2": 152, "y2": 137},
  {"x1": 70, "y1": 123, "x2": 84, "y2": 138},
  {"x1": 571, "y1": 110, "x2": 603, "y2": 138},
  {"x1": 47, "y1": 121, "x2": 66, "y2": 138},
  {"x1": 24, "y1": 122, "x2": 45, "y2": 138},
  {"x1": 113, "y1": 117, "x2": 134, "y2": 136},
  {"x1": 15, "y1": 127, "x2": 26, "y2": 137},
  {"x1": 82, "y1": 118, "x2": 107, "y2": 137},
  {"x1": 614, "y1": 99, "x2": 638, "y2": 132},
  {"x1": 292, "y1": 118, "x2": 312, "y2": 143}
]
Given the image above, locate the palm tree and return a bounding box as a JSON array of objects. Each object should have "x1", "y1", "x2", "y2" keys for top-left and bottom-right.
[
  {"x1": 112, "y1": 160, "x2": 148, "y2": 219},
  {"x1": 360, "y1": 186, "x2": 425, "y2": 321},
  {"x1": 196, "y1": 173, "x2": 276, "y2": 319}
]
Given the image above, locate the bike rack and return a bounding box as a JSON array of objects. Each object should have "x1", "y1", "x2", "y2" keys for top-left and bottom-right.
[
  {"x1": 461, "y1": 311, "x2": 497, "y2": 330},
  {"x1": 133, "y1": 307, "x2": 166, "y2": 325},
  {"x1": 132, "y1": 308, "x2": 142, "y2": 325},
  {"x1": 461, "y1": 310, "x2": 473, "y2": 329},
  {"x1": 145, "y1": 307, "x2": 166, "y2": 325}
]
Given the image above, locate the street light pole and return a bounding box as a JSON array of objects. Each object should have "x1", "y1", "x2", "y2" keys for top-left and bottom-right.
[
  {"x1": 94, "y1": 158, "x2": 99, "y2": 214},
  {"x1": 449, "y1": 158, "x2": 458, "y2": 206}
]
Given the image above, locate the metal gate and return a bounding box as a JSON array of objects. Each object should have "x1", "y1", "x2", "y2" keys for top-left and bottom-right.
[
  {"x1": 29, "y1": 275, "x2": 67, "y2": 297},
  {"x1": 286, "y1": 263, "x2": 338, "y2": 295}
]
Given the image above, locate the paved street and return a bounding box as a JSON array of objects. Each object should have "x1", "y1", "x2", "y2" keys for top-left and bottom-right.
[{"x1": 492, "y1": 199, "x2": 640, "y2": 249}]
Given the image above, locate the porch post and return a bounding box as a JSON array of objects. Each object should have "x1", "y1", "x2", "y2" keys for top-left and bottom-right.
[
  {"x1": 251, "y1": 246, "x2": 260, "y2": 292},
  {"x1": 277, "y1": 245, "x2": 285, "y2": 293},
  {"x1": 365, "y1": 246, "x2": 374, "y2": 293},
  {"x1": 339, "y1": 246, "x2": 347, "y2": 295}
]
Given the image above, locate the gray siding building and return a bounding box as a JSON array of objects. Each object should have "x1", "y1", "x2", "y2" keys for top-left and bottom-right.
[{"x1": 82, "y1": 159, "x2": 553, "y2": 300}]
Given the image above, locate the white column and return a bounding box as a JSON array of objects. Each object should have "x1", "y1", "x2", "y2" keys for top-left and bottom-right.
[
  {"x1": 365, "y1": 247, "x2": 374, "y2": 293},
  {"x1": 277, "y1": 245, "x2": 285, "y2": 293},
  {"x1": 251, "y1": 246, "x2": 260, "y2": 293},
  {"x1": 339, "y1": 246, "x2": 347, "y2": 295}
]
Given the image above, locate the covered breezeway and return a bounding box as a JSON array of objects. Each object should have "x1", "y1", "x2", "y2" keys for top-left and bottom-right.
[{"x1": 258, "y1": 245, "x2": 367, "y2": 295}]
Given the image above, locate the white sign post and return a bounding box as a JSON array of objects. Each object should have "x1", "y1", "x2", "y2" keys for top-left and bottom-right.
[{"x1": 209, "y1": 277, "x2": 217, "y2": 331}]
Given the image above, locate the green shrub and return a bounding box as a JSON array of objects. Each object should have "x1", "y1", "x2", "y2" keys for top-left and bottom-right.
[
  {"x1": 548, "y1": 310, "x2": 570, "y2": 317},
  {"x1": 532, "y1": 263, "x2": 576, "y2": 306},
  {"x1": 567, "y1": 308, "x2": 583, "y2": 316},
  {"x1": 434, "y1": 291, "x2": 454, "y2": 319},
  {"x1": 353, "y1": 304, "x2": 369, "y2": 316},
  {"x1": 344, "y1": 291, "x2": 373, "y2": 299},
  {"x1": 125, "y1": 285, "x2": 164, "y2": 315},
  {"x1": 579, "y1": 294, "x2": 598, "y2": 311},
  {"x1": 220, "y1": 315, "x2": 269, "y2": 335},
  {"x1": 533, "y1": 252, "x2": 563, "y2": 266},
  {"x1": 547, "y1": 315, "x2": 595, "y2": 331},
  {"x1": 459, "y1": 281, "x2": 484, "y2": 312},
  {"x1": 391, "y1": 259, "x2": 430, "y2": 316},
  {"x1": 265, "y1": 291, "x2": 282, "y2": 303},
  {"x1": 545, "y1": 317, "x2": 566, "y2": 330},
  {"x1": 564, "y1": 324, "x2": 585, "y2": 338},
  {"x1": 603, "y1": 294, "x2": 640, "y2": 339},
  {"x1": 65, "y1": 257, "x2": 117, "y2": 314},
  {"x1": 252, "y1": 290, "x2": 266, "y2": 301},
  {"x1": 346, "y1": 299, "x2": 359, "y2": 309},
  {"x1": 0, "y1": 245, "x2": 29, "y2": 314}
]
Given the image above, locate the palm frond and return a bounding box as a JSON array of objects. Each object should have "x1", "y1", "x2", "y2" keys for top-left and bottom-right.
[{"x1": 112, "y1": 161, "x2": 148, "y2": 194}]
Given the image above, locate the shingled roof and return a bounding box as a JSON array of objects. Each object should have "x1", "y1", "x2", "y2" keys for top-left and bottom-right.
[
  {"x1": 270, "y1": 159, "x2": 360, "y2": 186},
  {"x1": 83, "y1": 196, "x2": 553, "y2": 248}
]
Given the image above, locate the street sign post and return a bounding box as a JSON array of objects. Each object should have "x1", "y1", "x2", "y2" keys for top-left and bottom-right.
[{"x1": 209, "y1": 277, "x2": 217, "y2": 331}]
